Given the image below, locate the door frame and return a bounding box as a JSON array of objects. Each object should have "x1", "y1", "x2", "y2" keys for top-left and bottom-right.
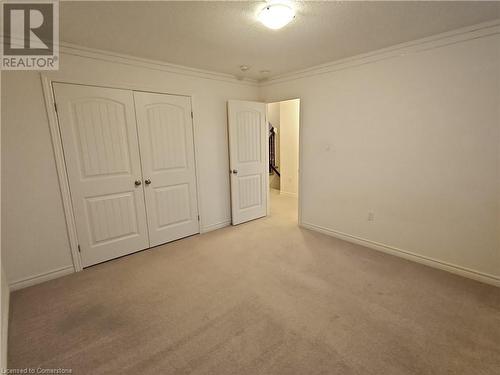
[
  {"x1": 41, "y1": 75, "x2": 203, "y2": 272},
  {"x1": 265, "y1": 98, "x2": 303, "y2": 226}
]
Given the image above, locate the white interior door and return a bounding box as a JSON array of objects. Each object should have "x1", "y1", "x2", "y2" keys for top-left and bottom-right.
[
  {"x1": 227, "y1": 100, "x2": 268, "y2": 225},
  {"x1": 53, "y1": 83, "x2": 150, "y2": 267},
  {"x1": 134, "y1": 92, "x2": 200, "y2": 246}
]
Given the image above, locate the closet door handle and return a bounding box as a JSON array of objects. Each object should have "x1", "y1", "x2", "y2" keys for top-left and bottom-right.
[
  {"x1": 134, "y1": 180, "x2": 142, "y2": 186},
  {"x1": 145, "y1": 179, "x2": 152, "y2": 185}
]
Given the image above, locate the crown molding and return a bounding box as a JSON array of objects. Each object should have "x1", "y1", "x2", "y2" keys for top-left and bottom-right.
[
  {"x1": 10, "y1": 19, "x2": 499, "y2": 88},
  {"x1": 260, "y1": 19, "x2": 500, "y2": 87},
  {"x1": 59, "y1": 41, "x2": 259, "y2": 87}
]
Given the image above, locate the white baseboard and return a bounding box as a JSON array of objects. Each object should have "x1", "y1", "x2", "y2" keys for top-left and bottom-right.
[
  {"x1": 9, "y1": 266, "x2": 75, "y2": 291},
  {"x1": 200, "y1": 220, "x2": 231, "y2": 234},
  {"x1": 280, "y1": 191, "x2": 297, "y2": 198},
  {"x1": 301, "y1": 222, "x2": 500, "y2": 288}
]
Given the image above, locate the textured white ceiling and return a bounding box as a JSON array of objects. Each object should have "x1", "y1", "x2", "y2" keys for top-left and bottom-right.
[{"x1": 60, "y1": 1, "x2": 500, "y2": 80}]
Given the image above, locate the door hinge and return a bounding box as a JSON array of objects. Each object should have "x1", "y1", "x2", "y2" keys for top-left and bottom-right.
[
  {"x1": 54, "y1": 102, "x2": 58, "y2": 113},
  {"x1": 191, "y1": 111, "x2": 193, "y2": 119},
  {"x1": 198, "y1": 215, "x2": 200, "y2": 221},
  {"x1": 77, "y1": 244, "x2": 81, "y2": 253}
]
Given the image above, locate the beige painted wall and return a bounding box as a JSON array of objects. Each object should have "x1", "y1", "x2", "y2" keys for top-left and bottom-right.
[
  {"x1": 267, "y1": 102, "x2": 281, "y2": 131},
  {"x1": 261, "y1": 32, "x2": 500, "y2": 281},
  {"x1": 0, "y1": 73, "x2": 8, "y2": 368},
  {"x1": 1, "y1": 50, "x2": 259, "y2": 287},
  {"x1": 279, "y1": 99, "x2": 300, "y2": 197}
]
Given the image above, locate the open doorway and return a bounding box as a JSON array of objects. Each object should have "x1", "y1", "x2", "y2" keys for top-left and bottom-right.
[
  {"x1": 267, "y1": 99, "x2": 300, "y2": 222},
  {"x1": 226, "y1": 99, "x2": 299, "y2": 226}
]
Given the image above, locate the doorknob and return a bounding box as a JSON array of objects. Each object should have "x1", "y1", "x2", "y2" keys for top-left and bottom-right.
[
  {"x1": 134, "y1": 180, "x2": 142, "y2": 186},
  {"x1": 145, "y1": 179, "x2": 152, "y2": 185},
  {"x1": 232, "y1": 169, "x2": 238, "y2": 174}
]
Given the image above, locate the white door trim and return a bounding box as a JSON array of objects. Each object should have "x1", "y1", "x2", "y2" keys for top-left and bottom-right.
[
  {"x1": 41, "y1": 75, "x2": 203, "y2": 272},
  {"x1": 296, "y1": 98, "x2": 304, "y2": 226},
  {"x1": 41, "y1": 76, "x2": 83, "y2": 271}
]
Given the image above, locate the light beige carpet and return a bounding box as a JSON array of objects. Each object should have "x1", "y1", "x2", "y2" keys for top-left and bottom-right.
[{"x1": 8, "y1": 191, "x2": 500, "y2": 374}]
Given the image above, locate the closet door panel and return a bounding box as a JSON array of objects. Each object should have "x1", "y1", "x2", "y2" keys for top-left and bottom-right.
[
  {"x1": 134, "y1": 92, "x2": 199, "y2": 246},
  {"x1": 53, "y1": 83, "x2": 150, "y2": 267}
]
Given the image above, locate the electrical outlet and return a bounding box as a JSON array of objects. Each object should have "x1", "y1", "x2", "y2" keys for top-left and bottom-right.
[{"x1": 367, "y1": 212, "x2": 375, "y2": 221}]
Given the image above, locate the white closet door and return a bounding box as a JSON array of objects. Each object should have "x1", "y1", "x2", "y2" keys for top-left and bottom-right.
[
  {"x1": 53, "y1": 83, "x2": 149, "y2": 267},
  {"x1": 227, "y1": 100, "x2": 268, "y2": 225},
  {"x1": 134, "y1": 92, "x2": 200, "y2": 246}
]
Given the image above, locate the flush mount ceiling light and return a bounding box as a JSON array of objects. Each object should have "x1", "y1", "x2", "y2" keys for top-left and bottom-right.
[{"x1": 258, "y1": 3, "x2": 295, "y2": 30}]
